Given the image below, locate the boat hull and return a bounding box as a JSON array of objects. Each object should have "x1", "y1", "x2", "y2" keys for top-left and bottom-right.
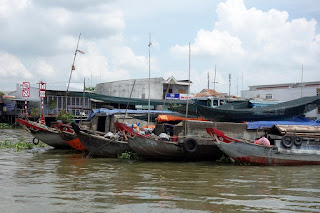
[
  {"x1": 206, "y1": 127, "x2": 320, "y2": 166},
  {"x1": 59, "y1": 132, "x2": 87, "y2": 151},
  {"x1": 77, "y1": 130, "x2": 132, "y2": 157},
  {"x1": 127, "y1": 136, "x2": 184, "y2": 160},
  {"x1": 16, "y1": 119, "x2": 72, "y2": 149},
  {"x1": 198, "y1": 96, "x2": 320, "y2": 122},
  {"x1": 30, "y1": 129, "x2": 72, "y2": 149}
]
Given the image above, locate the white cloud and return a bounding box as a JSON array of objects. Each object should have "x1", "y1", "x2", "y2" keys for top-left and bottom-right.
[
  {"x1": 0, "y1": 52, "x2": 32, "y2": 81},
  {"x1": 0, "y1": 0, "x2": 30, "y2": 17},
  {"x1": 170, "y1": 0, "x2": 320, "y2": 94}
]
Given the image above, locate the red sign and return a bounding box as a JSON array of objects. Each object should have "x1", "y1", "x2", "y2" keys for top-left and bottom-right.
[
  {"x1": 39, "y1": 82, "x2": 46, "y2": 98},
  {"x1": 22, "y1": 82, "x2": 30, "y2": 97}
]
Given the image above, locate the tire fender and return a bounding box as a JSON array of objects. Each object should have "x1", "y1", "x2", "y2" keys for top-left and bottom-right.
[
  {"x1": 294, "y1": 136, "x2": 302, "y2": 146},
  {"x1": 183, "y1": 138, "x2": 198, "y2": 153},
  {"x1": 32, "y1": 137, "x2": 39, "y2": 145},
  {"x1": 281, "y1": 135, "x2": 294, "y2": 148}
]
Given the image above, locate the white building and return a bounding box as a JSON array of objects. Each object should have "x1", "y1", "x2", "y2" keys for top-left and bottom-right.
[
  {"x1": 95, "y1": 76, "x2": 191, "y2": 100},
  {"x1": 241, "y1": 81, "x2": 320, "y2": 119}
]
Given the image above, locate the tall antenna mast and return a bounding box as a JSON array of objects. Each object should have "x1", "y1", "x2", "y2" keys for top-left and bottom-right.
[
  {"x1": 213, "y1": 65, "x2": 217, "y2": 90},
  {"x1": 66, "y1": 33, "x2": 84, "y2": 110},
  {"x1": 147, "y1": 33, "x2": 152, "y2": 124}
]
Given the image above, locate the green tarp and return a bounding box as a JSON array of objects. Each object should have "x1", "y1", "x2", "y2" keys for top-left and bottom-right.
[{"x1": 71, "y1": 92, "x2": 187, "y2": 106}]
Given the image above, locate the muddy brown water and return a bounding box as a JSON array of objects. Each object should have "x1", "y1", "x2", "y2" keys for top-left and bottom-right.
[{"x1": 1, "y1": 128, "x2": 320, "y2": 213}]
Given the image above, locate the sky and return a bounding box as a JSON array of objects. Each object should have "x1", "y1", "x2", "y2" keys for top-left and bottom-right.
[{"x1": 1, "y1": 0, "x2": 320, "y2": 96}]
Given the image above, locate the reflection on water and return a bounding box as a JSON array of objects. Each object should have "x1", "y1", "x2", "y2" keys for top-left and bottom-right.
[{"x1": 0, "y1": 129, "x2": 320, "y2": 212}]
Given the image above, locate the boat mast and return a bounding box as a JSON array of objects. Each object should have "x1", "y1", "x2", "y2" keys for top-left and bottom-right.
[
  {"x1": 124, "y1": 80, "x2": 136, "y2": 121},
  {"x1": 185, "y1": 42, "x2": 191, "y2": 135},
  {"x1": 301, "y1": 64, "x2": 304, "y2": 98},
  {"x1": 81, "y1": 78, "x2": 85, "y2": 124},
  {"x1": 66, "y1": 33, "x2": 82, "y2": 110},
  {"x1": 147, "y1": 33, "x2": 152, "y2": 124}
]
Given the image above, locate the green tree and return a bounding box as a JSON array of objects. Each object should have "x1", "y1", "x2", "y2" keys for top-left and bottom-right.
[
  {"x1": 48, "y1": 99, "x2": 57, "y2": 114},
  {"x1": 56, "y1": 110, "x2": 74, "y2": 123},
  {"x1": 85, "y1": 86, "x2": 95, "y2": 91}
]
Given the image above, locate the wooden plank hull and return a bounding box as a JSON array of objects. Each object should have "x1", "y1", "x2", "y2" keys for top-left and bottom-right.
[
  {"x1": 59, "y1": 131, "x2": 87, "y2": 151},
  {"x1": 16, "y1": 119, "x2": 72, "y2": 149},
  {"x1": 217, "y1": 141, "x2": 320, "y2": 165},
  {"x1": 77, "y1": 130, "x2": 132, "y2": 157},
  {"x1": 206, "y1": 128, "x2": 320, "y2": 165},
  {"x1": 198, "y1": 96, "x2": 320, "y2": 122},
  {"x1": 127, "y1": 136, "x2": 184, "y2": 159}
]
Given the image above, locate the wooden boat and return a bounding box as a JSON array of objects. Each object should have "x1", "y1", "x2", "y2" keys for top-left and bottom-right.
[
  {"x1": 114, "y1": 121, "x2": 223, "y2": 160},
  {"x1": 16, "y1": 118, "x2": 73, "y2": 149},
  {"x1": 71, "y1": 122, "x2": 132, "y2": 157},
  {"x1": 197, "y1": 96, "x2": 320, "y2": 122},
  {"x1": 206, "y1": 126, "x2": 320, "y2": 165},
  {"x1": 57, "y1": 123, "x2": 87, "y2": 151},
  {"x1": 126, "y1": 136, "x2": 185, "y2": 160},
  {"x1": 114, "y1": 122, "x2": 185, "y2": 159}
]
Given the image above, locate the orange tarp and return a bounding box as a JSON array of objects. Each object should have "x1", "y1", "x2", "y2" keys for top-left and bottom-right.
[
  {"x1": 65, "y1": 138, "x2": 87, "y2": 151},
  {"x1": 156, "y1": 115, "x2": 208, "y2": 123}
]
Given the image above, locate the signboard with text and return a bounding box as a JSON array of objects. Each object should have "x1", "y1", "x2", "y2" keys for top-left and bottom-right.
[
  {"x1": 22, "y1": 82, "x2": 30, "y2": 98},
  {"x1": 39, "y1": 82, "x2": 46, "y2": 98},
  {"x1": 166, "y1": 93, "x2": 180, "y2": 100}
]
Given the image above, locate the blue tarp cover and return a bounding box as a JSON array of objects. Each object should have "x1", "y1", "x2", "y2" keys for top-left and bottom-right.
[
  {"x1": 246, "y1": 116, "x2": 320, "y2": 130},
  {"x1": 87, "y1": 108, "x2": 173, "y2": 120}
]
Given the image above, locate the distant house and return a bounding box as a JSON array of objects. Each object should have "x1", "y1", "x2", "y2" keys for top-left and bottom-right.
[
  {"x1": 194, "y1": 89, "x2": 223, "y2": 98},
  {"x1": 241, "y1": 81, "x2": 320, "y2": 119}
]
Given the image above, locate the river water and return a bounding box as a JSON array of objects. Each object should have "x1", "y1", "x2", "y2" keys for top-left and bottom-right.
[{"x1": 1, "y1": 129, "x2": 320, "y2": 213}]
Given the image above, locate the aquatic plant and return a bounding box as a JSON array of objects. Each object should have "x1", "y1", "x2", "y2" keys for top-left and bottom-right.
[
  {"x1": 118, "y1": 151, "x2": 140, "y2": 160},
  {"x1": 216, "y1": 154, "x2": 233, "y2": 164},
  {"x1": 0, "y1": 123, "x2": 12, "y2": 129},
  {"x1": 0, "y1": 139, "x2": 48, "y2": 150}
]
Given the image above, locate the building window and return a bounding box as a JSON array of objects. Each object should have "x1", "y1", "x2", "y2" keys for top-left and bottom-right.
[{"x1": 265, "y1": 94, "x2": 272, "y2": 100}]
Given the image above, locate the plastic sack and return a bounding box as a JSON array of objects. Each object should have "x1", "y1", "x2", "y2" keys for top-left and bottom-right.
[
  {"x1": 159, "y1": 133, "x2": 170, "y2": 141},
  {"x1": 254, "y1": 137, "x2": 270, "y2": 146},
  {"x1": 104, "y1": 132, "x2": 114, "y2": 139}
]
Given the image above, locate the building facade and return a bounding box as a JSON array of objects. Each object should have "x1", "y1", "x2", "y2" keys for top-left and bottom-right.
[
  {"x1": 241, "y1": 81, "x2": 320, "y2": 119},
  {"x1": 13, "y1": 84, "x2": 91, "y2": 118},
  {"x1": 95, "y1": 76, "x2": 191, "y2": 100}
]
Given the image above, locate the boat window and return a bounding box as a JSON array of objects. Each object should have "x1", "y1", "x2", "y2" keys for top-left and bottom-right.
[
  {"x1": 220, "y1": 100, "x2": 225, "y2": 105},
  {"x1": 213, "y1": 100, "x2": 218, "y2": 106}
]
